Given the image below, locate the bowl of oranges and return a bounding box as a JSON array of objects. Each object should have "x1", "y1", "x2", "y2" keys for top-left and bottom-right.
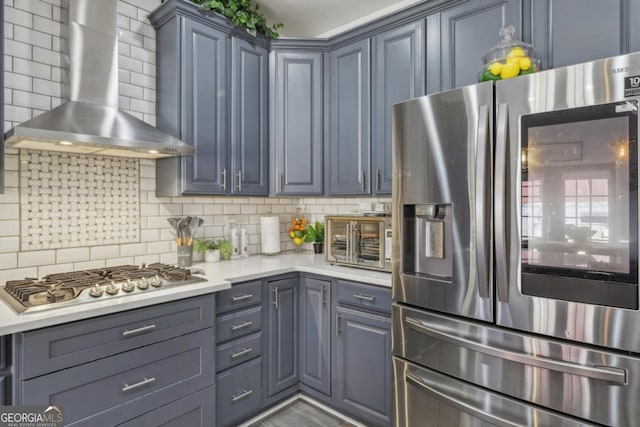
[
  {"x1": 289, "y1": 215, "x2": 307, "y2": 250},
  {"x1": 478, "y1": 24, "x2": 540, "y2": 82}
]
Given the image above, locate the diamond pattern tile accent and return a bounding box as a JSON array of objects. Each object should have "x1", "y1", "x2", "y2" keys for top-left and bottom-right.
[{"x1": 20, "y1": 150, "x2": 140, "y2": 250}]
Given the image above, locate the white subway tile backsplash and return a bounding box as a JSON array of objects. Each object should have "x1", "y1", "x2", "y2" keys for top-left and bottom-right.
[
  {"x1": 5, "y1": 104, "x2": 33, "y2": 122},
  {"x1": 56, "y1": 247, "x2": 90, "y2": 263},
  {"x1": 90, "y1": 245, "x2": 121, "y2": 260},
  {"x1": 134, "y1": 254, "x2": 160, "y2": 265},
  {"x1": 0, "y1": 267, "x2": 39, "y2": 284},
  {"x1": 13, "y1": 25, "x2": 52, "y2": 49},
  {"x1": 13, "y1": 57, "x2": 51, "y2": 79},
  {"x1": 120, "y1": 243, "x2": 147, "y2": 257},
  {"x1": 37, "y1": 263, "x2": 75, "y2": 277},
  {"x1": 33, "y1": 45, "x2": 64, "y2": 67},
  {"x1": 5, "y1": 7, "x2": 33, "y2": 29},
  {"x1": 32, "y1": 78, "x2": 62, "y2": 97},
  {"x1": 73, "y1": 260, "x2": 106, "y2": 270},
  {"x1": 32, "y1": 15, "x2": 65, "y2": 37},
  {"x1": 5, "y1": 39, "x2": 32, "y2": 60},
  {"x1": 19, "y1": 250, "x2": 55, "y2": 267},
  {"x1": 0, "y1": 253, "x2": 18, "y2": 270},
  {"x1": 15, "y1": 0, "x2": 53, "y2": 19},
  {"x1": 13, "y1": 89, "x2": 51, "y2": 110}
]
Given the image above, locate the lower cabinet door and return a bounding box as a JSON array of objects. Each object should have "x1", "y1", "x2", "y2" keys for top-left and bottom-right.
[
  {"x1": 334, "y1": 306, "x2": 391, "y2": 427},
  {"x1": 300, "y1": 277, "x2": 331, "y2": 395},
  {"x1": 0, "y1": 374, "x2": 8, "y2": 405},
  {"x1": 217, "y1": 357, "x2": 263, "y2": 427},
  {"x1": 117, "y1": 386, "x2": 215, "y2": 427},
  {"x1": 21, "y1": 329, "x2": 214, "y2": 426},
  {"x1": 266, "y1": 277, "x2": 299, "y2": 397}
]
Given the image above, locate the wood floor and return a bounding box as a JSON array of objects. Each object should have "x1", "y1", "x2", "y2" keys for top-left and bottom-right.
[{"x1": 247, "y1": 400, "x2": 356, "y2": 427}]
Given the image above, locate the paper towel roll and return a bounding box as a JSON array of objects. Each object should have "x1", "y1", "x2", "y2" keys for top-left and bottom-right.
[{"x1": 260, "y1": 216, "x2": 281, "y2": 255}]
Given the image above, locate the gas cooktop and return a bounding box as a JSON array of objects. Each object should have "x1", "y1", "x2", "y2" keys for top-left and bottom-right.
[{"x1": 0, "y1": 263, "x2": 207, "y2": 314}]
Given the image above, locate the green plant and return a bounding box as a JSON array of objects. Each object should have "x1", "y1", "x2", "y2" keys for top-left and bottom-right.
[
  {"x1": 193, "y1": 238, "x2": 217, "y2": 255},
  {"x1": 191, "y1": 0, "x2": 283, "y2": 38},
  {"x1": 304, "y1": 221, "x2": 325, "y2": 244},
  {"x1": 216, "y1": 238, "x2": 233, "y2": 260}
]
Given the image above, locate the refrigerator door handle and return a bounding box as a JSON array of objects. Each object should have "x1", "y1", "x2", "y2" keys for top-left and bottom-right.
[
  {"x1": 495, "y1": 103, "x2": 509, "y2": 302},
  {"x1": 405, "y1": 370, "x2": 522, "y2": 427},
  {"x1": 405, "y1": 316, "x2": 627, "y2": 384},
  {"x1": 475, "y1": 104, "x2": 490, "y2": 298}
]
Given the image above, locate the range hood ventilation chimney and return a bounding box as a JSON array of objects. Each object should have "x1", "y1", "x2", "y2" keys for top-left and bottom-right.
[{"x1": 4, "y1": 0, "x2": 193, "y2": 158}]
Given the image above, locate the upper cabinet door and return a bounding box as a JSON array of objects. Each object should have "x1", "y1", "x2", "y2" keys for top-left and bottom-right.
[
  {"x1": 182, "y1": 19, "x2": 228, "y2": 194},
  {"x1": 427, "y1": 0, "x2": 521, "y2": 93},
  {"x1": 328, "y1": 40, "x2": 371, "y2": 196},
  {"x1": 231, "y1": 38, "x2": 269, "y2": 196},
  {"x1": 372, "y1": 21, "x2": 424, "y2": 195},
  {"x1": 271, "y1": 51, "x2": 324, "y2": 196},
  {"x1": 532, "y1": 0, "x2": 630, "y2": 69}
]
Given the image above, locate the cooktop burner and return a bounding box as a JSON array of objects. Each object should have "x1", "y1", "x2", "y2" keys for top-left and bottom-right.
[{"x1": 0, "y1": 263, "x2": 207, "y2": 314}]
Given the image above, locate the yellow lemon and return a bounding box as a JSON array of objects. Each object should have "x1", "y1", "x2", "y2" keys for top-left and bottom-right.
[
  {"x1": 293, "y1": 237, "x2": 303, "y2": 246},
  {"x1": 500, "y1": 62, "x2": 520, "y2": 79},
  {"x1": 289, "y1": 231, "x2": 295, "y2": 238},
  {"x1": 518, "y1": 56, "x2": 532, "y2": 71},
  {"x1": 489, "y1": 62, "x2": 503, "y2": 76},
  {"x1": 510, "y1": 47, "x2": 525, "y2": 57}
]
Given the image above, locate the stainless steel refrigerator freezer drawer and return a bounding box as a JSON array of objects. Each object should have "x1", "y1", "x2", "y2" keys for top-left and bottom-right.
[
  {"x1": 392, "y1": 357, "x2": 595, "y2": 427},
  {"x1": 392, "y1": 303, "x2": 640, "y2": 427}
]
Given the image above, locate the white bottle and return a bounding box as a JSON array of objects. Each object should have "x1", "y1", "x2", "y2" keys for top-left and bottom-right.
[
  {"x1": 230, "y1": 221, "x2": 240, "y2": 259},
  {"x1": 240, "y1": 228, "x2": 249, "y2": 257}
]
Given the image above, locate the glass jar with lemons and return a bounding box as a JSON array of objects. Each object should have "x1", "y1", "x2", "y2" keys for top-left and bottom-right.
[
  {"x1": 478, "y1": 24, "x2": 540, "y2": 82},
  {"x1": 289, "y1": 207, "x2": 307, "y2": 250}
]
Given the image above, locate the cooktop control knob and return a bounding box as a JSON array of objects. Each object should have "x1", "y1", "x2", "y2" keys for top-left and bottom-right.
[
  {"x1": 105, "y1": 282, "x2": 120, "y2": 296},
  {"x1": 89, "y1": 284, "x2": 104, "y2": 298},
  {"x1": 137, "y1": 277, "x2": 150, "y2": 290},
  {"x1": 150, "y1": 275, "x2": 163, "y2": 288},
  {"x1": 122, "y1": 279, "x2": 135, "y2": 293}
]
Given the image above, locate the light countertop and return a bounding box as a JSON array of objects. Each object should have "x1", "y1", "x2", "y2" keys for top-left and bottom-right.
[{"x1": 0, "y1": 252, "x2": 390, "y2": 336}]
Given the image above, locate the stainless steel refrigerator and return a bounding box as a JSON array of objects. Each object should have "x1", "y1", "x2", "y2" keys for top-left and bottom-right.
[{"x1": 392, "y1": 52, "x2": 640, "y2": 426}]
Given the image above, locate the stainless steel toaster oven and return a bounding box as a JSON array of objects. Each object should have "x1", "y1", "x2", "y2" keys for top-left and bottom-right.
[{"x1": 325, "y1": 215, "x2": 392, "y2": 272}]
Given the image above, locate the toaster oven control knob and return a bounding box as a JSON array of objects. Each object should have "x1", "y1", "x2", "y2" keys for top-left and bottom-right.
[
  {"x1": 89, "y1": 284, "x2": 104, "y2": 298},
  {"x1": 122, "y1": 279, "x2": 135, "y2": 293},
  {"x1": 150, "y1": 275, "x2": 163, "y2": 288},
  {"x1": 105, "y1": 282, "x2": 120, "y2": 296},
  {"x1": 137, "y1": 278, "x2": 150, "y2": 290}
]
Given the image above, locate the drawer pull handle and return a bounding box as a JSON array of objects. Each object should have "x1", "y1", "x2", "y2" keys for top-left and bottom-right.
[
  {"x1": 231, "y1": 347, "x2": 253, "y2": 359},
  {"x1": 353, "y1": 294, "x2": 376, "y2": 302},
  {"x1": 232, "y1": 389, "x2": 253, "y2": 402},
  {"x1": 231, "y1": 294, "x2": 253, "y2": 302},
  {"x1": 122, "y1": 324, "x2": 157, "y2": 337},
  {"x1": 122, "y1": 377, "x2": 156, "y2": 392},
  {"x1": 231, "y1": 321, "x2": 253, "y2": 331}
]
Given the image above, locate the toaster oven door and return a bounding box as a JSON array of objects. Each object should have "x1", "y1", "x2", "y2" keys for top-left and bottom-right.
[
  {"x1": 327, "y1": 218, "x2": 355, "y2": 263},
  {"x1": 354, "y1": 219, "x2": 386, "y2": 269}
]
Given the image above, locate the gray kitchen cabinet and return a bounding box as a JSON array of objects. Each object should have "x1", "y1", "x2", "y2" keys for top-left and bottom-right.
[
  {"x1": 217, "y1": 357, "x2": 263, "y2": 427},
  {"x1": 231, "y1": 37, "x2": 269, "y2": 195},
  {"x1": 270, "y1": 51, "x2": 324, "y2": 195},
  {"x1": 372, "y1": 21, "x2": 424, "y2": 195},
  {"x1": 21, "y1": 329, "x2": 214, "y2": 427},
  {"x1": 426, "y1": 0, "x2": 521, "y2": 93},
  {"x1": 531, "y1": 0, "x2": 633, "y2": 69},
  {"x1": 118, "y1": 386, "x2": 215, "y2": 427},
  {"x1": 0, "y1": 375, "x2": 7, "y2": 406},
  {"x1": 299, "y1": 276, "x2": 331, "y2": 396},
  {"x1": 155, "y1": 15, "x2": 228, "y2": 195},
  {"x1": 0, "y1": 0, "x2": 4, "y2": 194},
  {"x1": 328, "y1": 39, "x2": 371, "y2": 196},
  {"x1": 266, "y1": 276, "x2": 299, "y2": 397},
  {"x1": 151, "y1": 0, "x2": 270, "y2": 196},
  {"x1": 334, "y1": 305, "x2": 391, "y2": 427}
]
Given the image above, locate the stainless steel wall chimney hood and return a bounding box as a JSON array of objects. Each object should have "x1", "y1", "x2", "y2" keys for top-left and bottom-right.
[{"x1": 4, "y1": 0, "x2": 193, "y2": 159}]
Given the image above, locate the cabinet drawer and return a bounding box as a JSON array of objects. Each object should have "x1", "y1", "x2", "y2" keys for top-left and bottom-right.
[
  {"x1": 337, "y1": 280, "x2": 391, "y2": 314},
  {"x1": 216, "y1": 280, "x2": 262, "y2": 313},
  {"x1": 217, "y1": 332, "x2": 262, "y2": 372},
  {"x1": 21, "y1": 329, "x2": 214, "y2": 427},
  {"x1": 216, "y1": 305, "x2": 262, "y2": 344},
  {"x1": 117, "y1": 385, "x2": 215, "y2": 427},
  {"x1": 20, "y1": 294, "x2": 215, "y2": 380},
  {"x1": 217, "y1": 357, "x2": 263, "y2": 427}
]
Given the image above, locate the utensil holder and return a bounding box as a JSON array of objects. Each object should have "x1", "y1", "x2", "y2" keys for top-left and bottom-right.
[{"x1": 177, "y1": 245, "x2": 193, "y2": 267}]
